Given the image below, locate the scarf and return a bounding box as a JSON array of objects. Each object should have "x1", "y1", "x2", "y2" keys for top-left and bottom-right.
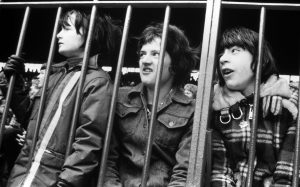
[{"x1": 212, "y1": 75, "x2": 298, "y2": 120}]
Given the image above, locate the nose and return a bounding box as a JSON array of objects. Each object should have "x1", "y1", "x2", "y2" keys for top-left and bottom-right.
[
  {"x1": 219, "y1": 49, "x2": 229, "y2": 66},
  {"x1": 140, "y1": 54, "x2": 152, "y2": 65},
  {"x1": 57, "y1": 30, "x2": 62, "y2": 39}
]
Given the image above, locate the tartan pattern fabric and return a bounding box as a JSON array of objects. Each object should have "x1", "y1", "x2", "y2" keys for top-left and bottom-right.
[{"x1": 211, "y1": 94, "x2": 297, "y2": 187}]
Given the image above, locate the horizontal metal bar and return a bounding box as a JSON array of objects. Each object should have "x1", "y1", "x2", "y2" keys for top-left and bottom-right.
[
  {"x1": 0, "y1": 1, "x2": 206, "y2": 8},
  {"x1": 1, "y1": 1, "x2": 300, "y2": 9},
  {"x1": 1, "y1": 1, "x2": 300, "y2": 10},
  {"x1": 222, "y1": 1, "x2": 300, "y2": 10}
]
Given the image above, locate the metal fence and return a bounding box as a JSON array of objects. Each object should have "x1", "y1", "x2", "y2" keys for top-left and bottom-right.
[{"x1": 0, "y1": 1, "x2": 299, "y2": 187}]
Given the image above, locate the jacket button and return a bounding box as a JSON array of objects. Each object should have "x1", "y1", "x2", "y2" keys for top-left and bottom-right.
[{"x1": 169, "y1": 121, "x2": 174, "y2": 127}]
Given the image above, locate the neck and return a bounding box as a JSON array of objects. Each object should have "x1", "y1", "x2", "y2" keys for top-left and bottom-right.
[
  {"x1": 146, "y1": 83, "x2": 173, "y2": 105},
  {"x1": 242, "y1": 82, "x2": 255, "y2": 96}
]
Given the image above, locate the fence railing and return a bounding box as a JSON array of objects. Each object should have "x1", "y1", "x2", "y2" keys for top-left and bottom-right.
[{"x1": 0, "y1": 1, "x2": 299, "y2": 187}]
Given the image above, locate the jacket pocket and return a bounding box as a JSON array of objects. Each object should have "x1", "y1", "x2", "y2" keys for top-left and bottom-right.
[
  {"x1": 155, "y1": 112, "x2": 191, "y2": 149},
  {"x1": 41, "y1": 148, "x2": 65, "y2": 168},
  {"x1": 116, "y1": 102, "x2": 141, "y2": 136},
  {"x1": 34, "y1": 149, "x2": 65, "y2": 186}
]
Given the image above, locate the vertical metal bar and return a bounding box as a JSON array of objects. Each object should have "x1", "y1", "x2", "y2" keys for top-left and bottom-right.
[
  {"x1": 186, "y1": 0, "x2": 221, "y2": 186},
  {"x1": 97, "y1": 5, "x2": 132, "y2": 186},
  {"x1": 0, "y1": 6, "x2": 30, "y2": 150},
  {"x1": 28, "y1": 6, "x2": 62, "y2": 166},
  {"x1": 204, "y1": 130, "x2": 212, "y2": 187},
  {"x1": 292, "y1": 67, "x2": 300, "y2": 187},
  {"x1": 65, "y1": 4, "x2": 98, "y2": 158},
  {"x1": 141, "y1": 5, "x2": 171, "y2": 187},
  {"x1": 246, "y1": 7, "x2": 266, "y2": 187}
]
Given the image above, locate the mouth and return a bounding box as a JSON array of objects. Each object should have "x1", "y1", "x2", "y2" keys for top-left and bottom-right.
[
  {"x1": 221, "y1": 68, "x2": 234, "y2": 77},
  {"x1": 142, "y1": 67, "x2": 153, "y2": 74}
]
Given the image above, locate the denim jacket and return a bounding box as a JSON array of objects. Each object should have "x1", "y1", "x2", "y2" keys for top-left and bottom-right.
[{"x1": 105, "y1": 83, "x2": 195, "y2": 187}]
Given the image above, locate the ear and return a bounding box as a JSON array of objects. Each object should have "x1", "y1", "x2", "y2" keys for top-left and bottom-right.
[{"x1": 168, "y1": 66, "x2": 175, "y2": 75}]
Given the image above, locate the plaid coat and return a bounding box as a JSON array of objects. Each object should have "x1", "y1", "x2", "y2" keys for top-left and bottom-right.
[{"x1": 211, "y1": 77, "x2": 298, "y2": 187}]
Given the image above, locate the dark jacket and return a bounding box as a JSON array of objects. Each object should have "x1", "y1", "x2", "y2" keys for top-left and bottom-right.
[
  {"x1": 7, "y1": 55, "x2": 113, "y2": 187},
  {"x1": 105, "y1": 83, "x2": 195, "y2": 187}
]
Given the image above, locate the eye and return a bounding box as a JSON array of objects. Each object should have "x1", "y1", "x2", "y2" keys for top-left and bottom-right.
[
  {"x1": 139, "y1": 51, "x2": 146, "y2": 58},
  {"x1": 61, "y1": 25, "x2": 71, "y2": 31},
  {"x1": 218, "y1": 52, "x2": 224, "y2": 59},
  {"x1": 231, "y1": 47, "x2": 241, "y2": 54},
  {"x1": 152, "y1": 51, "x2": 160, "y2": 57}
]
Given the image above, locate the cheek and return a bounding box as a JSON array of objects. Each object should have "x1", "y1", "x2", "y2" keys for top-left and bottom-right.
[
  {"x1": 79, "y1": 37, "x2": 85, "y2": 47},
  {"x1": 164, "y1": 56, "x2": 172, "y2": 72},
  {"x1": 73, "y1": 34, "x2": 85, "y2": 48}
]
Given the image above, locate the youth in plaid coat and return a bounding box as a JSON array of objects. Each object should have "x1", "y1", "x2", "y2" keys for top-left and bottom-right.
[{"x1": 211, "y1": 27, "x2": 298, "y2": 187}]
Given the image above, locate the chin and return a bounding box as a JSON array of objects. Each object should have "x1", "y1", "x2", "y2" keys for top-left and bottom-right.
[
  {"x1": 226, "y1": 84, "x2": 238, "y2": 91},
  {"x1": 143, "y1": 82, "x2": 155, "y2": 88},
  {"x1": 58, "y1": 50, "x2": 66, "y2": 56}
]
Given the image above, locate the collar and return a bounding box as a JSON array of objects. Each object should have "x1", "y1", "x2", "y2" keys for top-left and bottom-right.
[
  {"x1": 65, "y1": 54, "x2": 101, "y2": 71},
  {"x1": 213, "y1": 75, "x2": 292, "y2": 111},
  {"x1": 127, "y1": 83, "x2": 192, "y2": 105}
]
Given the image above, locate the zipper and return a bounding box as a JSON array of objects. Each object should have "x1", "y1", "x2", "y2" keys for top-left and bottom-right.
[
  {"x1": 248, "y1": 104, "x2": 253, "y2": 120},
  {"x1": 239, "y1": 103, "x2": 253, "y2": 129}
]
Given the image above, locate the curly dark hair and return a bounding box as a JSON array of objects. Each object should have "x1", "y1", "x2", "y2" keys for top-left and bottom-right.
[{"x1": 137, "y1": 23, "x2": 199, "y2": 88}]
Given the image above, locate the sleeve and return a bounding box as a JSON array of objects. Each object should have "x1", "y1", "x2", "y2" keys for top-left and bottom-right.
[
  {"x1": 273, "y1": 111, "x2": 297, "y2": 186},
  {"x1": 272, "y1": 121, "x2": 295, "y2": 186},
  {"x1": 0, "y1": 72, "x2": 32, "y2": 125},
  {"x1": 58, "y1": 76, "x2": 112, "y2": 187},
  {"x1": 167, "y1": 118, "x2": 193, "y2": 187},
  {"x1": 273, "y1": 84, "x2": 298, "y2": 186},
  {"x1": 103, "y1": 124, "x2": 122, "y2": 187},
  {"x1": 211, "y1": 129, "x2": 235, "y2": 187}
]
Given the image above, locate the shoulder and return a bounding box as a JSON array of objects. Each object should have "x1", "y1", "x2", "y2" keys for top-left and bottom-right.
[
  {"x1": 84, "y1": 68, "x2": 112, "y2": 86},
  {"x1": 167, "y1": 88, "x2": 195, "y2": 118},
  {"x1": 117, "y1": 86, "x2": 137, "y2": 103},
  {"x1": 173, "y1": 88, "x2": 195, "y2": 107}
]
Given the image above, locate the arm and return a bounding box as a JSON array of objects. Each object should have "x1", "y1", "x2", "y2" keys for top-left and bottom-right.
[
  {"x1": 103, "y1": 126, "x2": 122, "y2": 187},
  {"x1": 272, "y1": 121, "x2": 295, "y2": 186},
  {"x1": 272, "y1": 84, "x2": 298, "y2": 186},
  {"x1": 272, "y1": 112, "x2": 296, "y2": 186},
  {"x1": 167, "y1": 119, "x2": 192, "y2": 187},
  {"x1": 0, "y1": 55, "x2": 32, "y2": 125},
  {"x1": 211, "y1": 129, "x2": 235, "y2": 187},
  {"x1": 58, "y1": 76, "x2": 112, "y2": 187}
]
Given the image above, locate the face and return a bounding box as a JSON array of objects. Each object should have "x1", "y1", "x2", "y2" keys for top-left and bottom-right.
[
  {"x1": 139, "y1": 37, "x2": 174, "y2": 90},
  {"x1": 219, "y1": 46, "x2": 255, "y2": 95},
  {"x1": 57, "y1": 13, "x2": 85, "y2": 58},
  {"x1": 38, "y1": 69, "x2": 45, "y2": 88}
]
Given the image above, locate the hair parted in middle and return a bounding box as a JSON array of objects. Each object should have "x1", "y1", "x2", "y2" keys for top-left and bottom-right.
[
  {"x1": 59, "y1": 9, "x2": 122, "y2": 61},
  {"x1": 137, "y1": 23, "x2": 199, "y2": 88},
  {"x1": 217, "y1": 26, "x2": 278, "y2": 86}
]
